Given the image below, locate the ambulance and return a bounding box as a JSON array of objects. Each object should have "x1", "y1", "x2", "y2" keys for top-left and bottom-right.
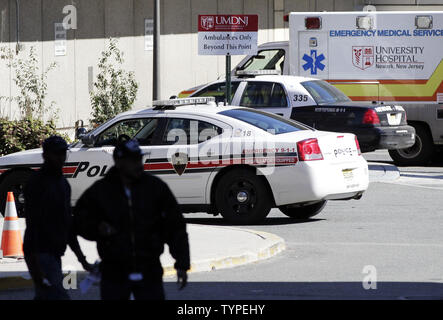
[{"x1": 233, "y1": 11, "x2": 443, "y2": 166}]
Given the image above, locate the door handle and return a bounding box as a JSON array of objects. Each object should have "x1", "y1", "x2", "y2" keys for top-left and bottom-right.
[{"x1": 102, "y1": 147, "x2": 114, "y2": 154}]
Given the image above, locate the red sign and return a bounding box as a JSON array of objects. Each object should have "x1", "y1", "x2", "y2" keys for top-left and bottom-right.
[
  {"x1": 352, "y1": 46, "x2": 374, "y2": 70},
  {"x1": 198, "y1": 15, "x2": 258, "y2": 32}
]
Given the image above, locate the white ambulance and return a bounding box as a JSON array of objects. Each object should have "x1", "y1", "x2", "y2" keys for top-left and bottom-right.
[{"x1": 233, "y1": 11, "x2": 443, "y2": 166}]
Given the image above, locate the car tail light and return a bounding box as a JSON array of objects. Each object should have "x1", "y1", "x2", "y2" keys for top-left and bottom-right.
[
  {"x1": 362, "y1": 109, "x2": 380, "y2": 125},
  {"x1": 297, "y1": 138, "x2": 323, "y2": 161},
  {"x1": 305, "y1": 17, "x2": 321, "y2": 29},
  {"x1": 355, "y1": 136, "x2": 362, "y2": 156}
]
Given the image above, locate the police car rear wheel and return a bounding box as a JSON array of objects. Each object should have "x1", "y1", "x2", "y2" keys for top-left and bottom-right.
[
  {"x1": 216, "y1": 169, "x2": 271, "y2": 224},
  {"x1": 388, "y1": 123, "x2": 434, "y2": 166},
  {"x1": 0, "y1": 171, "x2": 32, "y2": 218},
  {"x1": 279, "y1": 201, "x2": 327, "y2": 219}
]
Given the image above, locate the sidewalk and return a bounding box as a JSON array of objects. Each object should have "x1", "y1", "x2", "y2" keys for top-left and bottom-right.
[
  {"x1": 368, "y1": 162, "x2": 400, "y2": 182},
  {"x1": 0, "y1": 222, "x2": 285, "y2": 291}
]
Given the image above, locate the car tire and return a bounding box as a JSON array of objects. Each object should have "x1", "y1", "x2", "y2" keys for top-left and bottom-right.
[
  {"x1": 388, "y1": 123, "x2": 434, "y2": 166},
  {"x1": 215, "y1": 168, "x2": 272, "y2": 224},
  {"x1": 0, "y1": 171, "x2": 32, "y2": 218},
  {"x1": 279, "y1": 201, "x2": 327, "y2": 219}
]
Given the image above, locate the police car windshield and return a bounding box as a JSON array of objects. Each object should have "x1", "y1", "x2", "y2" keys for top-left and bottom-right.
[
  {"x1": 301, "y1": 80, "x2": 350, "y2": 105},
  {"x1": 219, "y1": 108, "x2": 310, "y2": 135}
]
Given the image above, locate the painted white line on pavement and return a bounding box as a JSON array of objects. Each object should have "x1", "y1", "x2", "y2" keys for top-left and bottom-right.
[
  {"x1": 381, "y1": 181, "x2": 443, "y2": 191},
  {"x1": 290, "y1": 242, "x2": 443, "y2": 248}
]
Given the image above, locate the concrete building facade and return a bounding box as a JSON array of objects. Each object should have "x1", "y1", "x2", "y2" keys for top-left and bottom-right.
[{"x1": 0, "y1": 0, "x2": 442, "y2": 132}]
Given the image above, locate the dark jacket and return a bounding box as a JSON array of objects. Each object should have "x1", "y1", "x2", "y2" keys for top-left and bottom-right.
[
  {"x1": 23, "y1": 165, "x2": 82, "y2": 258},
  {"x1": 73, "y1": 167, "x2": 190, "y2": 279}
]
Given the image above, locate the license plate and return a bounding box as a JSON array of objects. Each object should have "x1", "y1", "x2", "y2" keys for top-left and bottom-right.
[
  {"x1": 388, "y1": 113, "x2": 401, "y2": 125},
  {"x1": 342, "y1": 169, "x2": 354, "y2": 181}
]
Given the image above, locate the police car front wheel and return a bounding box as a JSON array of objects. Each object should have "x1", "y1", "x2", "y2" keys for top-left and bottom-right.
[
  {"x1": 0, "y1": 171, "x2": 32, "y2": 218},
  {"x1": 216, "y1": 169, "x2": 272, "y2": 224},
  {"x1": 279, "y1": 201, "x2": 327, "y2": 220}
]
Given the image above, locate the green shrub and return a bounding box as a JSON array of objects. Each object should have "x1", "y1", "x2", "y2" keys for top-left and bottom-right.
[
  {"x1": 90, "y1": 38, "x2": 138, "y2": 125},
  {"x1": 0, "y1": 45, "x2": 65, "y2": 156},
  {"x1": 0, "y1": 46, "x2": 58, "y2": 120},
  {"x1": 0, "y1": 118, "x2": 66, "y2": 156}
]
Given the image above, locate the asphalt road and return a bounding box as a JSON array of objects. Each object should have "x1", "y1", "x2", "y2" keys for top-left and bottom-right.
[{"x1": 1, "y1": 151, "x2": 443, "y2": 300}]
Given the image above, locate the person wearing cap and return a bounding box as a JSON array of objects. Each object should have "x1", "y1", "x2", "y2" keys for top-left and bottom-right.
[
  {"x1": 23, "y1": 136, "x2": 93, "y2": 300},
  {"x1": 74, "y1": 139, "x2": 190, "y2": 300}
]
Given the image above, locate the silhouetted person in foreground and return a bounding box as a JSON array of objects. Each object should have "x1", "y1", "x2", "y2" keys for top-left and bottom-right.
[
  {"x1": 74, "y1": 139, "x2": 190, "y2": 300},
  {"x1": 24, "y1": 136, "x2": 93, "y2": 300}
]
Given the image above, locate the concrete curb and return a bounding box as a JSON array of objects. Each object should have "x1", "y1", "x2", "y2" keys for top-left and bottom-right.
[
  {"x1": 368, "y1": 162, "x2": 400, "y2": 182},
  {"x1": 0, "y1": 227, "x2": 285, "y2": 290},
  {"x1": 163, "y1": 227, "x2": 285, "y2": 277}
]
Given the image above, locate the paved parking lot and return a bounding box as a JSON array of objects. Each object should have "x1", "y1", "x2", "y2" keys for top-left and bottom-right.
[{"x1": 1, "y1": 150, "x2": 442, "y2": 300}]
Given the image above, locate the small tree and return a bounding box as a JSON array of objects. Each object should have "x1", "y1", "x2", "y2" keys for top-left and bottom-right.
[
  {"x1": 0, "y1": 46, "x2": 58, "y2": 120},
  {"x1": 0, "y1": 46, "x2": 66, "y2": 155},
  {"x1": 90, "y1": 38, "x2": 138, "y2": 125}
]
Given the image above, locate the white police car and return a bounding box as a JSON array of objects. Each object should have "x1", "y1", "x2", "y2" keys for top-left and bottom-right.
[
  {"x1": 188, "y1": 71, "x2": 415, "y2": 155},
  {"x1": 0, "y1": 97, "x2": 369, "y2": 224}
]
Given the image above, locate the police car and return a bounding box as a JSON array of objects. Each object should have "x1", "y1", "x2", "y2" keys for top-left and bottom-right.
[
  {"x1": 187, "y1": 71, "x2": 416, "y2": 153},
  {"x1": 0, "y1": 97, "x2": 369, "y2": 224}
]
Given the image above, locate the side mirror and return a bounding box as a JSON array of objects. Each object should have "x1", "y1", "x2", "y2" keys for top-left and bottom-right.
[
  {"x1": 75, "y1": 127, "x2": 88, "y2": 140},
  {"x1": 81, "y1": 134, "x2": 96, "y2": 147}
]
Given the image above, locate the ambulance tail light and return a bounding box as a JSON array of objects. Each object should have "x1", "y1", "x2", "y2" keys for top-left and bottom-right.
[
  {"x1": 355, "y1": 136, "x2": 362, "y2": 156},
  {"x1": 356, "y1": 16, "x2": 374, "y2": 30},
  {"x1": 283, "y1": 14, "x2": 289, "y2": 22},
  {"x1": 362, "y1": 109, "x2": 380, "y2": 125},
  {"x1": 305, "y1": 17, "x2": 321, "y2": 30},
  {"x1": 297, "y1": 138, "x2": 323, "y2": 161},
  {"x1": 415, "y1": 15, "x2": 432, "y2": 29}
]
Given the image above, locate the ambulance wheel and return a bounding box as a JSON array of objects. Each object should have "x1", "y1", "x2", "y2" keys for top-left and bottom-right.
[
  {"x1": 279, "y1": 201, "x2": 327, "y2": 219},
  {"x1": 0, "y1": 171, "x2": 32, "y2": 218},
  {"x1": 216, "y1": 169, "x2": 272, "y2": 224},
  {"x1": 389, "y1": 123, "x2": 434, "y2": 166}
]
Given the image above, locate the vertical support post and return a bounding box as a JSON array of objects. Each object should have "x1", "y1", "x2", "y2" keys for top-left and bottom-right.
[
  {"x1": 15, "y1": 0, "x2": 20, "y2": 54},
  {"x1": 225, "y1": 53, "x2": 231, "y2": 105},
  {"x1": 153, "y1": 0, "x2": 160, "y2": 100}
]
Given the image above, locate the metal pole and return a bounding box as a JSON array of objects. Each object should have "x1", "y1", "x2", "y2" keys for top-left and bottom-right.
[
  {"x1": 153, "y1": 0, "x2": 160, "y2": 100},
  {"x1": 15, "y1": 0, "x2": 20, "y2": 54},
  {"x1": 225, "y1": 53, "x2": 231, "y2": 105}
]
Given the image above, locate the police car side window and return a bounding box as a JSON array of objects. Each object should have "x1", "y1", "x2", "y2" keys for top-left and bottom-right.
[
  {"x1": 270, "y1": 83, "x2": 288, "y2": 107},
  {"x1": 134, "y1": 118, "x2": 160, "y2": 146},
  {"x1": 161, "y1": 118, "x2": 223, "y2": 145},
  {"x1": 162, "y1": 118, "x2": 190, "y2": 145},
  {"x1": 198, "y1": 121, "x2": 223, "y2": 143},
  {"x1": 95, "y1": 118, "x2": 158, "y2": 147},
  {"x1": 240, "y1": 82, "x2": 287, "y2": 108}
]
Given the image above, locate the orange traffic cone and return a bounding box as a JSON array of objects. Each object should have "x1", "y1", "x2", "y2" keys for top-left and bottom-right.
[{"x1": 1, "y1": 192, "x2": 24, "y2": 258}]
